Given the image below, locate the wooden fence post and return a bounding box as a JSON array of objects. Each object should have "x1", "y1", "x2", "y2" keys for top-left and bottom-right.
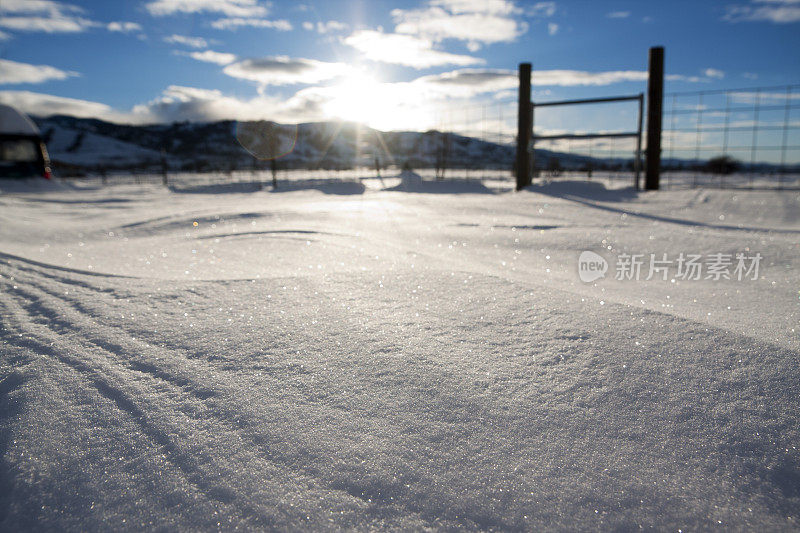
[
  {"x1": 645, "y1": 46, "x2": 664, "y2": 190},
  {"x1": 516, "y1": 63, "x2": 532, "y2": 190}
]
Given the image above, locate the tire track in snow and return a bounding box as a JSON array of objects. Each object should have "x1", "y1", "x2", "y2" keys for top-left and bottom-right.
[
  {"x1": 0, "y1": 250, "x2": 138, "y2": 280},
  {"x1": 4, "y1": 269, "x2": 429, "y2": 520},
  {"x1": 7, "y1": 262, "x2": 523, "y2": 530},
  {"x1": 0, "y1": 283, "x2": 319, "y2": 528},
  {"x1": 3, "y1": 275, "x2": 217, "y2": 404},
  {"x1": 0, "y1": 287, "x2": 248, "y2": 507},
  {"x1": 3, "y1": 258, "x2": 130, "y2": 298},
  {"x1": 0, "y1": 264, "x2": 436, "y2": 528},
  {"x1": 0, "y1": 288, "x2": 361, "y2": 528}
]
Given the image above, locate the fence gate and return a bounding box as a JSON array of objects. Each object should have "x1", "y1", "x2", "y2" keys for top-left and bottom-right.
[
  {"x1": 516, "y1": 46, "x2": 665, "y2": 191},
  {"x1": 531, "y1": 93, "x2": 644, "y2": 188}
]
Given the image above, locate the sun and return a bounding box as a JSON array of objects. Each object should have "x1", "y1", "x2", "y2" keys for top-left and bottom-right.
[
  {"x1": 323, "y1": 72, "x2": 390, "y2": 127},
  {"x1": 322, "y1": 72, "x2": 430, "y2": 131}
]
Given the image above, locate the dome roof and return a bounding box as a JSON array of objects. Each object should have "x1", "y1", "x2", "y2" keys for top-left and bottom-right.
[{"x1": 0, "y1": 104, "x2": 40, "y2": 136}]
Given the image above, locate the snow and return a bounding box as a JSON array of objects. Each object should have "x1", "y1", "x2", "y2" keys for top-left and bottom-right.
[
  {"x1": 43, "y1": 127, "x2": 164, "y2": 167},
  {"x1": 0, "y1": 174, "x2": 798, "y2": 530},
  {"x1": 0, "y1": 105, "x2": 39, "y2": 136}
]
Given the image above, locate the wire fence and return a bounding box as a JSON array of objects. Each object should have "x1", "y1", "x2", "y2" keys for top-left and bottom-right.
[
  {"x1": 518, "y1": 84, "x2": 800, "y2": 189},
  {"x1": 61, "y1": 168, "x2": 518, "y2": 195},
  {"x1": 661, "y1": 84, "x2": 800, "y2": 189},
  {"x1": 50, "y1": 84, "x2": 800, "y2": 191},
  {"x1": 50, "y1": 100, "x2": 520, "y2": 188}
]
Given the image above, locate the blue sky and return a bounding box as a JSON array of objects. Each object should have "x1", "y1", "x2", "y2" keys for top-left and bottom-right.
[{"x1": 0, "y1": 0, "x2": 798, "y2": 135}]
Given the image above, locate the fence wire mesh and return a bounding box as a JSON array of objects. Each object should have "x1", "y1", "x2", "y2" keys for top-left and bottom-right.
[
  {"x1": 52, "y1": 85, "x2": 800, "y2": 191},
  {"x1": 661, "y1": 84, "x2": 800, "y2": 189}
]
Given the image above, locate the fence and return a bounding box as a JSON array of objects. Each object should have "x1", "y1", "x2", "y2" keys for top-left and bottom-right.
[
  {"x1": 661, "y1": 84, "x2": 800, "y2": 189},
  {"x1": 52, "y1": 99, "x2": 522, "y2": 189},
  {"x1": 65, "y1": 168, "x2": 518, "y2": 195},
  {"x1": 517, "y1": 47, "x2": 663, "y2": 190},
  {"x1": 526, "y1": 84, "x2": 800, "y2": 190}
]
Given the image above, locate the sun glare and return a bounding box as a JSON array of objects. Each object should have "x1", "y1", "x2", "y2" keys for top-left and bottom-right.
[{"x1": 323, "y1": 72, "x2": 431, "y2": 131}]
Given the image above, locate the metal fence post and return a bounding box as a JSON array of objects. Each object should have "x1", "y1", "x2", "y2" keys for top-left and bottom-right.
[
  {"x1": 645, "y1": 46, "x2": 664, "y2": 190},
  {"x1": 779, "y1": 85, "x2": 792, "y2": 189},
  {"x1": 516, "y1": 63, "x2": 532, "y2": 190},
  {"x1": 635, "y1": 93, "x2": 644, "y2": 189},
  {"x1": 750, "y1": 89, "x2": 761, "y2": 188},
  {"x1": 722, "y1": 92, "x2": 731, "y2": 189},
  {"x1": 694, "y1": 92, "x2": 704, "y2": 188}
]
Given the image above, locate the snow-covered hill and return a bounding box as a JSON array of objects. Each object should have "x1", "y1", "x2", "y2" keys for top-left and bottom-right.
[
  {"x1": 33, "y1": 116, "x2": 796, "y2": 178},
  {"x1": 34, "y1": 116, "x2": 515, "y2": 174},
  {"x1": 34, "y1": 115, "x2": 611, "y2": 176}
]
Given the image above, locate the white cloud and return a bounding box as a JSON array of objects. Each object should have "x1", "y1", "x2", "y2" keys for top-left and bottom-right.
[
  {"x1": 343, "y1": 30, "x2": 484, "y2": 68},
  {"x1": 132, "y1": 85, "x2": 268, "y2": 122},
  {"x1": 729, "y1": 89, "x2": 800, "y2": 103},
  {"x1": 185, "y1": 50, "x2": 238, "y2": 65},
  {"x1": 0, "y1": 0, "x2": 97, "y2": 33},
  {"x1": 606, "y1": 11, "x2": 631, "y2": 18},
  {"x1": 0, "y1": 82, "x2": 485, "y2": 130},
  {"x1": 665, "y1": 71, "x2": 732, "y2": 83},
  {"x1": 312, "y1": 20, "x2": 348, "y2": 34},
  {"x1": 724, "y1": 0, "x2": 800, "y2": 22},
  {"x1": 432, "y1": 0, "x2": 520, "y2": 15},
  {"x1": 413, "y1": 68, "x2": 662, "y2": 94},
  {"x1": 145, "y1": 0, "x2": 268, "y2": 17},
  {"x1": 665, "y1": 74, "x2": 703, "y2": 83},
  {"x1": 223, "y1": 56, "x2": 352, "y2": 86},
  {"x1": 0, "y1": 30, "x2": 10, "y2": 40},
  {"x1": 535, "y1": 70, "x2": 649, "y2": 86},
  {"x1": 0, "y1": 90, "x2": 114, "y2": 119},
  {"x1": 742, "y1": 72, "x2": 759, "y2": 79},
  {"x1": 134, "y1": 85, "x2": 357, "y2": 124},
  {"x1": 164, "y1": 34, "x2": 208, "y2": 48},
  {"x1": 0, "y1": 87, "x2": 281, "y2": 124},
  {"x1": 548, "y1": 22, "x2": 559, "y2": 35},
  {"x1": 210, "y1": 18, "x2": 292, "y2": 31},
  {"x1": 302, "y1": 21, "x2": 314, "y2": 30},
  {"x1": 0, "y1": 0, "x2": 82, "y2": 16},
  {"x1": 0, "y1": 15, "x2": 97, "y2": 33},
  {"x1": 392, "y1": 0, "x2": 527, "y2": 49},
  {"x1": 107, "y1": 21, "x2": 143, "y2": 33},
  {"x1": 526, "y1": 2, "x2": 556, "y2": 17},
  {"x1": 0, "y1": 86, "x2": 306, "y2": 124},
  {"x1": 0, "y1": 58, "x2": 78, "y2": 85},
  {"x1": 413, "y1": 69, "x2": 517, "y2": 96}
]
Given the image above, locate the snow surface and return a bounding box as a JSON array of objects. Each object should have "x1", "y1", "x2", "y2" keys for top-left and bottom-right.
[
  {"x1": 44, "y1": 127, "x2": 164, "y2": 167},
  {"x1": 0, "y1": 174, "x2": 798, "y2": 531},
  {"x1": 0, "y1": 105, "x2": 39, "y2": 136}
]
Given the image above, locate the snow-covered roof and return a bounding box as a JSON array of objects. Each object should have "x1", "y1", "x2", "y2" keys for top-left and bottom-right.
[{"x1": 0, "y1": 104, "x2": 40, "y2": 136}]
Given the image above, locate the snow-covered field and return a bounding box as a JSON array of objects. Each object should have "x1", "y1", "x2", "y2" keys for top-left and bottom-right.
[{"x1": 0, "y1": 173, "x2": 798, "y2": 531}]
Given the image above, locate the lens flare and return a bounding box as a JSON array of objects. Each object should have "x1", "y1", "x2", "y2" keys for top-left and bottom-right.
[{"x1": 235, "y1": 121, "x2": 298, "y2": 160}]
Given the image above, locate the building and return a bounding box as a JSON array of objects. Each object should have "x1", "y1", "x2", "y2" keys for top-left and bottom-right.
[{"x1": 0, "y1": 104, "x2": 51, "y2": 179}]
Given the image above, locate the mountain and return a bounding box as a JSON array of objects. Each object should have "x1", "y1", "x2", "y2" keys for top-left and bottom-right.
[
  {"x1": 33, "y1": 116, "x2": 522, "y2": 176},
  {"x1": 36, "y1": 115, "x2": 789, "y2": 178}
]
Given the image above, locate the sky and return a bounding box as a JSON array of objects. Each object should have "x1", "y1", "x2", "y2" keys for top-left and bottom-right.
[{"x1": 0, "y1": 0, "x2": 798, "y2": 136}]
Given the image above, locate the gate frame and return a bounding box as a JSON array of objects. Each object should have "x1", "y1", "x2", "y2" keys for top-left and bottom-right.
[
  {"x1": 530, "y1": 93, "x2": 644, "y2": 189},
  {"x1": 516, "y1": 46, "x2": 664, "y2": 191}
]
